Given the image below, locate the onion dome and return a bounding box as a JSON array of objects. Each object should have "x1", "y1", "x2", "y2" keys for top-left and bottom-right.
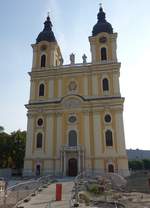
[
  {"x1": 36, "y1": 15, "x2": 56, "y2": 43},
  {"x1": 92, "y1": 5, "x2": 113, "y2": 36}
]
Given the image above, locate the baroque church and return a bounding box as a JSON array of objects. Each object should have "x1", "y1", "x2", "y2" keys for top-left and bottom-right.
[{"x1": 23, "y1": 5, "x2": 129, "y2": 177}]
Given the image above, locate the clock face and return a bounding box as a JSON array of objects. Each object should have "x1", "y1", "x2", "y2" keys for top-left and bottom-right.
[{"x1": 99, "y1": 36, "x2": 107, "y2": 43}]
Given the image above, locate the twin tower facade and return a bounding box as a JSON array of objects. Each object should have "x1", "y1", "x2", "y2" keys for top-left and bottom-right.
[{"x1": 23, "y1": 6, "x2": 129, "y2": 177}]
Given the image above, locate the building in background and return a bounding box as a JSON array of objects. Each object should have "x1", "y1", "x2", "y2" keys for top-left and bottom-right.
[
  {"x1": 127, "y1": 149, "x2": 150, "y2": 160},
  {"x1": 23, "y1": 5, "x2": 129, "y2": 177}
]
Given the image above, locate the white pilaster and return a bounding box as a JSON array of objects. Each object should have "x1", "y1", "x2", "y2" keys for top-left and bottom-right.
[
  {"x1": 78, "y1": 152, "x2": 81, "y2": 173},
  {"x1": 113, "y1": 73, "x2": 120, "y2": 96},
  {"x1": 112, "y1": 37, "x2": 117, "y2": 62},
  {"x1": 63, "y1": 152, "x2": 66, "y2": 176},
  {"x1": 32, "y1": 47, "x2": 37, "y2": 68},
  {"x1": 60, "y1": 151, "x2": 63, "y2": 175},
  {"x1": 115, "y1": 112, "x2": 126, "y2": 155},
  {"x1": 46, "y1": 114, "x2": 54, "y2": 158},
  {"x1": 92, "y1": 74, "x2": 98, "y2": 96},
  {"x1": 48, "y1": 80, "x2": 54, "y2": 98},
  {"x1": 93, "y1": 112, "x2": 101, "y2": 156},
  {"x1": 91, "y1": 45, "x2": 96, "y2": 63},
  {"x1": 83, "y1": 76, "x2": 88, "y2": 96},
  {"x1": 56, "y1": 113, "x2": 62, "y2": 157},
  {"x1": 25, "y1": 116, "x2": 34, "y2": 157},
  {"x1": 58, "y1": 79, "x2": 62, "y2": 97},
  {"x1": 29, "y1": 80, "x2": 35, "y2": 100},
  {"x1": 50, "y1": 50, "x2": 55, "y2": 66}
]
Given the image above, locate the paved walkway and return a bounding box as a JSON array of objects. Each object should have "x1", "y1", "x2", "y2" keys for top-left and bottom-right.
[{"x1": 18, "y1": 180, "x2": 74, "y2": 208}]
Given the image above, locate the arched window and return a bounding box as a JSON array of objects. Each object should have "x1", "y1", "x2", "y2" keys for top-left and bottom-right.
[
  {"x1": 36, "y1": 133, "x2": 43, "y2": 148},
  {"x1": 41, "y1": 54, "x2": 46, "y2": 67},
  {"x1": 105, "y1": 130, "x2": 113, "y2": 146},
  {"x1": 102, "y1": 78, "x2": 109, "y2": 91},
  {"x1": 69, "y1": 130, "x2": 77, "y2": 146},
  {"x1": 39, "y1": 84, "x2": 45, "y2": 96},
  {"x1": 101, "y1": 47, "x2": 107, "y2": 61},
  {"x1": 108, "y1": 164, "x2": 114, "y2": 173}
]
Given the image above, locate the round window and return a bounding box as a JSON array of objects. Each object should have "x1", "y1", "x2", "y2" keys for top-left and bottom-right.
[
  {"x1": 68, "y1": 116, "x2": 77, "y2": 123},
  {"x1": 37, "y1": 118, "x2": 43, "y2": 126},
  {"x1": 104, "y1": 114, "x2": 111, "y2": 123}
]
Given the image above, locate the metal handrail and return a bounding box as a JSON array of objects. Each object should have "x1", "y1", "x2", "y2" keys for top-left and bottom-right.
[{"x1": 0, "y1": 175, "x2": 53, "y2": 208}]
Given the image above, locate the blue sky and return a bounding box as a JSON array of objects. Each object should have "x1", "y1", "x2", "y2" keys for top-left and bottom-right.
[{"x1": 0, "y1": 0, "x2": 150, "y2": 149}]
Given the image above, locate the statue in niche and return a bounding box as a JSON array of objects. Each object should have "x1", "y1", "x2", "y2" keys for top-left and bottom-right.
[
  {"x1": 68, "y1": 81, "x2": 77, "y2": 91},
  {"x1": 70, "y1": 53, "x2": 75, "y2": 64},
  {"x1": 59, "y1": 57, "x2": 64, "y2": 66},
  {"x1": 82, "y1": 54, "x2": 87, "y2": 64}
]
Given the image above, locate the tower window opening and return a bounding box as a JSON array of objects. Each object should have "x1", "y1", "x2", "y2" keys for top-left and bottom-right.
[
  {"x1": 108, "y1": 164, "x2": 114, "y2": 173},
  {"x1": 101, "y1": 47, "x2": 107, "y2": 61},
  {"x1": 36, "y1": 133, "x2": 43, "y2": 148},
  {"x1": 69, "y1": 130, "x2": 77, "y2": 146},
  {"x1": 105, "y1": 130, "x2": 113, "y2": 146},
  {"x1": 102, "y1": 78, "x2": 109, "y2": 91},
  {"x1": 41, "y1": 54, "x2": 46, "y2": 67},
  {"x1": 39, "y1": 84, "x2": 45, "y2": 96}
]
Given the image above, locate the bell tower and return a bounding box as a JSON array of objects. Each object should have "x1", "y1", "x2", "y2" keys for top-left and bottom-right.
[
  {"x1": 32, "y1": 15, "x2": 62, "y2": 70},
  {"x1": 89, "y1": 5, "x2": 117, "y2": 63}
]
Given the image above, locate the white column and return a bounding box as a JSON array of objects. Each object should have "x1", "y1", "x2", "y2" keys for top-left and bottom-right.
[
  {"x1": 63, "y1": 152, "x2": 66, "y2": 176},
  {"x1": 78, "y1": 151, "x2": 81, "y2": 173},
  {"x1": 60, "y1": 151, "x2": 63, "y2": 175}
]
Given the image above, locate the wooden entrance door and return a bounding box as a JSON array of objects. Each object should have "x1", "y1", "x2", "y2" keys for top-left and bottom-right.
[{"x1": 68, "y1": 158, "x2": 78, "y2": 176}]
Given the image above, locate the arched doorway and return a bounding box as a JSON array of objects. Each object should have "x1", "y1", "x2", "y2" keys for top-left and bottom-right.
[
  {"x1": 108, "y1": 164, "x2": 114, "y2": 173},
  {"x1": 68, "y1": 158, "x2": 78, "y2": 176},
  {"x1": 36, "y1": 164, "x2": 41, "y2": 176}
]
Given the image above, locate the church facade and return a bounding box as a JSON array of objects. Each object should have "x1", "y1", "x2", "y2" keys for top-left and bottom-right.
[{"x1": 23, "y1": 6, "x2": 129, "y2": 177}]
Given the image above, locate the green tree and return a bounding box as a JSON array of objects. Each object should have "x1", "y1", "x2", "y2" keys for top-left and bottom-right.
[
  {"x1": 142, "y1": 159, "x2": 150, "y2": 170},
  {"x1": 0, "y1": 129, "x2": 26, "y2": 169},
  {"x1": 129, "y1": 160, "x2": 144, "y2": 171}
]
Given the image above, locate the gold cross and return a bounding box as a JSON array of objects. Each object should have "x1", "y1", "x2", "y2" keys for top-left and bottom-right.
[
  {"x1": 47, "y1": 12, "x2": 50, "y2": 17},
  {"x1": 99, "y1": 3, "x2": 102, "y2": 8}
]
